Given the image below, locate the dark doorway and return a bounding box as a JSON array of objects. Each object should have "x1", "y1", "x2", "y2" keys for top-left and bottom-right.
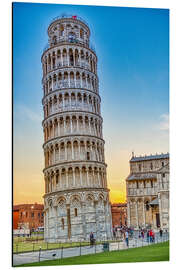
[{"x1": 156, "y1": 213, "x2": 160, "y2": 227}]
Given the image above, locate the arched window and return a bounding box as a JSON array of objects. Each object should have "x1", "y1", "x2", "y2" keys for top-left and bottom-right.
[
  {"x1": 145, "y1": 201, "x2": 149, "y2": 211},
  {"x1": 68, "y1": 32, "x2": 76, "y2": 43},
  {"x1": 57, "y1": 50, "x2": 60, "y2": 58},
  {"x1": 61, "y1": 218, "x2": 64, "y2": 230},
  {"x1": 69, "y1": 49, "x2": 74, "y2": 66},
  {"x1": 52, "y1": 36, "x2": 57, "y2": 45},
  {"x1": 151, "y1": 180, "x2": 153, "y2": 188},
  {"x1": 150, "y1": 162, "x2": 153, "y2": 170},
  {"x1": 74, "y1": 208, "x2": 78, "y2": 217},
  {"x1": 60, "y1": 25, "x2": 64, "y2": 36},
  {"x1": 56, "y1": 173, "x2": 59, "y2": 184},
  {"x1": 80, "y1": 28, "x2": 84, "y2": 39},
  {"x1": 138, "y1": 164, "x2": 141, "y2": 172}
]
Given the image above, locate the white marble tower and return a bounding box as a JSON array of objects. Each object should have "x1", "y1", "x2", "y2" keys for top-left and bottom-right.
[{"x1": 41, "y1": 15, "x2": 112, "y2": 242}]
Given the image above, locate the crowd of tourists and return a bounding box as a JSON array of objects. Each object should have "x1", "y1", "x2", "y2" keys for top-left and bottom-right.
[
  {"x1": 112, "y1": 225, "x2": 134, "y2": 239},
  {"x1": 112, "y1": 226, "x2": 165, "y2": 247},
  {"x1": 89, "y1": 227, "x2": 165, "y2": 248}
]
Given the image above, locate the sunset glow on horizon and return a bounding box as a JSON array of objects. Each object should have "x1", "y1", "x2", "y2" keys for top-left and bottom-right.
[{"x1": 13, "y1": 3, "x2": 169, "y2": 206}]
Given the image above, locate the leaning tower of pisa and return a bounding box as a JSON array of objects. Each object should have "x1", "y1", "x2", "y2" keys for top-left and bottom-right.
[{"x1": 41, "y1": 15, "x2": 112, "y2": 242}]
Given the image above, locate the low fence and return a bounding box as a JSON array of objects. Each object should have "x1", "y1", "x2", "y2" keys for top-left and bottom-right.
[
  {"x1": 13, "y1": 232, "x2": 169, "y2": 255},
  {"x1": 13, "y1": 233, "x2": 169, "y2": 266}
]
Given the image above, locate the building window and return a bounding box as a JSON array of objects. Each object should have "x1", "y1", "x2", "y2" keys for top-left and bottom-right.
[
  {"x1": 151, "y1": 180, "x2": 153, "y2": 188},
  {"x1": 162, "y1": 162, "x2": 164, "y2": 167},
  {"x1": 162, "y1": 173, "x2": 165, "y2": 178},
  {"x1": 26, "y1": 212, "x2": 28, "y2": 218},
  {"x1": 145, "y1": 201, "x2": 149, "y2": 211},
  {"x1": 87, "y1": 152, "x2": 90, "y2": 160},
  {"x1": 74, "y1": 208, "x2": 78, "y2": 217},
  {"x1": 52, "y1": 36, "x2": 57, "y2": 45},
  {"x1": 31, "y1": 212, "x2": 34, "y2": 218},
  {"x1": 38, "y1": 213, "x2": 40, "y2": 218},
  {"x1": 80, "y1": 28, "x2": 84, "y2": 39},
  {"x1": 138, "y1": 164, "x2": 141, "y2": 171},
  {"x1": 136, "y1": 181, "x2": 139, "y2": 188},
  {"x1": 68, "y1": 32, "x2": 76, "y2": 43},
  {"x1": 56, "y1": 174, "x2": 59, "y2": 184},
  {"x1": 53, "y1": 58, "x2": 55, "y2": 68},
  {"x1": 42, "y1": 213, "x2": 44, "y2": 217},
  {"x1": 143, "y1": 181, "x2": 146, "y2": 188},
  {"x1": 61, "y1": 218, "x2": 64, "y2": 230},
  {"x1": 60, "y1": 25, "x2": 64, "y2": 36},
  {"x1": 150, "y1": 162, "x2": 153, "y2": 170}
]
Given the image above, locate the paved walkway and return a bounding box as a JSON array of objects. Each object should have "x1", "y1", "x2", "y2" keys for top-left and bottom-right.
[{"x1": 13, "y1": 235, "x2": 168, "y2": 266}]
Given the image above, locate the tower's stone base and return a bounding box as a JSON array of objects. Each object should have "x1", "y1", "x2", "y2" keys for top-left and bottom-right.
[{"x1": 44, "y1": 189, "x2": 113, "y2": 243}]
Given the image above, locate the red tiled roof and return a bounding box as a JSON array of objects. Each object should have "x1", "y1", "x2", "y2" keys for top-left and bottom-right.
[{"x1": 13, "y1": 203, "x2": 44, "y2": 211}]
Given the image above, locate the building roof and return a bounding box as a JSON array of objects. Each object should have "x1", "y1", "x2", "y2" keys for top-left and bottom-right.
[
  {"x1": 13, "y1": 206, "x2": 19, "y2": 211},
  {"x1": 130, "y1": 153, "x2": 169, "y2": 162},
  {"x1": 127, "y1": 172, "x2": 157, "y2": 181},
  {"x1": 13, "y1": 203, "x2": 44, "y2": 211}
]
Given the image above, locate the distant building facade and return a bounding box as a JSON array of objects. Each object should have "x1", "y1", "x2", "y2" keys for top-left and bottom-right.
[
  {"x1": 13, "y1": 203, "x2": 44, "y2": 230},
  {"x1": 111, "y1": 203, "x2": 127, "y2": 227},
  {"x1": 126, "y1": 153, "x2": 169, "y2": 230},
  {"x1": 13, "y1": 206, "x2": 19, "y2": 230}
]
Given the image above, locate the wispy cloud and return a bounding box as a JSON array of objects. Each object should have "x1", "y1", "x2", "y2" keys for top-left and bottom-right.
[
  {"x1": 14, "y1": 104, "x2": 42, "y2": 123},
  {"x1": 159, "y1": 113, "x2": 169, "y2": 131}
]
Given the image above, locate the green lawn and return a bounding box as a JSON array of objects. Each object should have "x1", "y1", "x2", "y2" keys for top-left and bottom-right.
[
  {"x1": 13, "y1": 238, "x2": 122, "y2": 253},
  {"x1": 13, "y1": 236, "x2": 44, "y2": 243},
  {"x1": 16, "y1": 241, "x2": 169, "y2": 267},
  {"x1": 13, "y1": 240, "x2": 91, "y2": 253}
]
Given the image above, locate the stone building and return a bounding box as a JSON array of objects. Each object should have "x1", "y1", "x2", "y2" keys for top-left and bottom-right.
[
  {"x1": 41, "y1": 15, "x2": 112, "y2": 242},
  {"x1": 126, "y1": 153, "x2": 169, "y2": 230},
  {"x1": 13, "y1": 206, "x2": 19, "y2": 230},
  {"x1": 13, "y1": 203, "x2": 44, "y2": 230},
  {"x1": 111, "y1": 203, "x2": 127, "y2": 227}
]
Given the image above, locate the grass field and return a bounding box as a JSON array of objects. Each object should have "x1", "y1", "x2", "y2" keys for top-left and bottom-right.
[
  {"x1": 16, "y1": 241, "x2": 169, "y2": 267},
  {"x1": 13, "y1": 240, "x2": 91, "y2": 253},
  {"x1": 13, "y1": 236, "x2": 44, "y2": 243},
  {"x1": 13, "y1": 237, "x2": 123, "y2": 253}
]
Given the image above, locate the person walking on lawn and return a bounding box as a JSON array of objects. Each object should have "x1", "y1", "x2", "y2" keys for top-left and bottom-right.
[
  {"x1": 125, "y1": 230, "x2": 129, "y2": 247},
  {"x1": 159, "y1": 228, "x2": 163, "y2": 237},
  {"x1": 149, "y1": 229, "x2": 153, "y2": 242}
]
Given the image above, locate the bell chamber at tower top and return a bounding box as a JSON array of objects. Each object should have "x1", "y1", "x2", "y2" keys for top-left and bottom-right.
[
  {"x1": 46, "y1": 16, "x2": 92, "y2": 51},
  {"x1": 41, "y1": 16, "x2": 98, "y2": 93}
]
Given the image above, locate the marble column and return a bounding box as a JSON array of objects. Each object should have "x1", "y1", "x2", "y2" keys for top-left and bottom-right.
[
  {"x1": 135, "y1": 200, "x2": 139, "y2": 229},
  {"x1": 127, "y1": 202, "x2": 131, "y2": 227},
  {"x1": 142, "y1": 199, "x2": 146, "y2": 227}
]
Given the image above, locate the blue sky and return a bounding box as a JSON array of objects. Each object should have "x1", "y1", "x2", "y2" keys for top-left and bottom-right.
[{"x1": 13, "y1": 2, "x2": 169, "y2": 203}]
